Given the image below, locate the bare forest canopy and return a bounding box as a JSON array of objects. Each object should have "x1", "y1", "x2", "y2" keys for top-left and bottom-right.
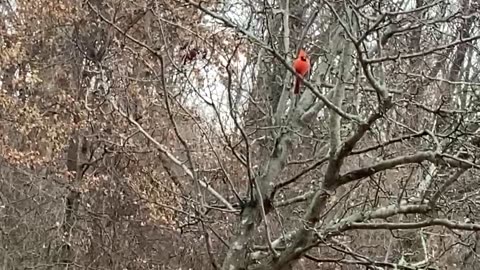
[{"x1": 1, "y1": 0, "x2": 480, "y2": 269}]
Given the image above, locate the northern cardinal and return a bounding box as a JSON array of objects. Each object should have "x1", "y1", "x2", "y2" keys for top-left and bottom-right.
[{"x1": 292, "y1": 49, "x2": 310, "y2": 95}]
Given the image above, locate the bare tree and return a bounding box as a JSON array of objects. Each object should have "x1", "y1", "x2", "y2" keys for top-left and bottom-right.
[{"x1": 1, "y1": 0, "x2": 480, "y2": 269}]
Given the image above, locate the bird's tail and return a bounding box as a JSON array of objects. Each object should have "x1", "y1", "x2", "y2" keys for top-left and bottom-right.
[{"x1": 294, "y1": 77, "x2": 301, "y2": 94}]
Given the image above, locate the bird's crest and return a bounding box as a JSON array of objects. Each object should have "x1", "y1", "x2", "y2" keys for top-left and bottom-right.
[{"x1": 298, "y1": 49, "x2": 307, "y2": 61}]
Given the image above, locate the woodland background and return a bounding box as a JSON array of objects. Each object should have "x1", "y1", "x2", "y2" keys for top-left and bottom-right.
[{"x1": 1, "y1": 0, "x2": 480, "y2": 269}]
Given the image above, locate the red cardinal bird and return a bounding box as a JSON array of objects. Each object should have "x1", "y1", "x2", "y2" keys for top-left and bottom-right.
[{"x1": 293, "y1": 49, "x2": 310, "y2": 95}]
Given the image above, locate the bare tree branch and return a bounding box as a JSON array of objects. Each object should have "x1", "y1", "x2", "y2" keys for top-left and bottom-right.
[
  {"x1": 109, "y1": 99, "x2": 235, "y2": 211},
  {"x1": 347, "y1": 219, "x2": 480, "y2": 231}
]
